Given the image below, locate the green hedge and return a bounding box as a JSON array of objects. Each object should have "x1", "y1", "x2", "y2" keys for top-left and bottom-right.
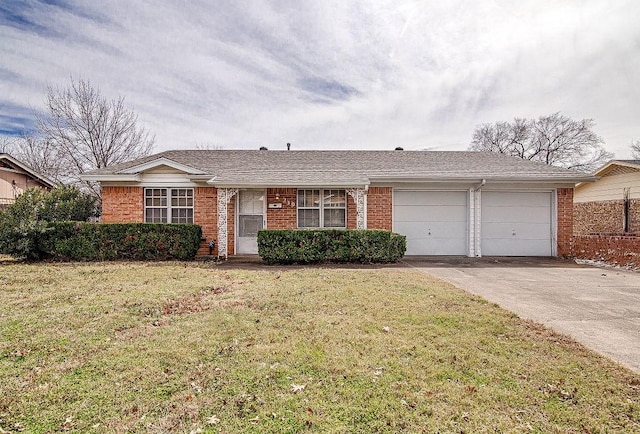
[
  {"x1": 257, "y1": 229, "x2": 406, "y2": 264},
  {"x1": 40, "y1": 223, "x2": 202, "y2": 261}
]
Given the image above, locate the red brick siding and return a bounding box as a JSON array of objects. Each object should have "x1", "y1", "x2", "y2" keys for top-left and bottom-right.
[
  {"x1": 573, "y1": 235, "x2": 640, "y2": 268},
  {"x1": 367, "y1": 187, "x2": 392, "y2": 230},
  {"x1": 194, "y1": 187, "x2": 217, "y2": 256},
  {"x1": 101, "y1": 186, "x2": 143, "y2": 223},
  {"x1": 227, "y1": 195, "x2": 236, "y2": 255},
  {"x1": 347, "y1": 194, "x2": 357, "y2": 229},
  {"x1": 265, "y1": 188, "x2": 357, "y2": 229},
  {"x1": 556, "y1": 188, "x2": 573, "y2": 257},
  {"x1": 266, "y1": 188, "x2": 297, "y2": 229}
]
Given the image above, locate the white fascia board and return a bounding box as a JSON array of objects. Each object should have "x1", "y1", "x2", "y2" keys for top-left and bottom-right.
[
  {"x1": 370, "y1": 176, "x2": 596, "y2": 184},
  {"x1": 207, "y1": 178, "x2": 369, "y2": 189},
  {"x1": 79, "y1": 174, "x2": 141, "y2": 182},
  {"x1": 116, "y1": 157, "x2": 206, "y2": 175},
  {"x1": 187, "y1": 174, "x2": 215, "y2": 181}
]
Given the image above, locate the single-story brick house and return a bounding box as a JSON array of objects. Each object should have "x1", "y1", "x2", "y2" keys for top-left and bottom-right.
[
  {"x1": 81, "y1": 149, "x2": 594, "y2": 258},
  {"x1": 0, "y1": 153, "x2": 56, "y2": 210},
  {"x1": 574, "y1": 160, "x2": 640, "y2": 234}
]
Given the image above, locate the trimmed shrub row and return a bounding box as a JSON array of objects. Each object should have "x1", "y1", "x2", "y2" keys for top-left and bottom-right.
[
  {"x1": 257, "y1": 229, "x2": 406, "y2": 264},
  {"x1": 40, "y1": 223, "x2": 202, "y2": 261}
]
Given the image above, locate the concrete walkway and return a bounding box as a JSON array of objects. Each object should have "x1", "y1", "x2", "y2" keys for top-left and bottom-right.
[{"x1": 404, "y1": 257, "x2": 640, "y2": 373}]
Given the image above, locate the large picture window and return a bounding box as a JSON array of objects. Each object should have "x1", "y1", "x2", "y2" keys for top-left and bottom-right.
[
  {"x1": 144, "y1": 188, "x2": 193, "y2": 223},
  {"x1": 297, "y1": 189, "x2": 346, "y2": 228}
]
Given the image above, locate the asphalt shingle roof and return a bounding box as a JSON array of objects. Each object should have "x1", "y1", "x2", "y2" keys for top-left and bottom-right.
[{"x1": 84, "y1": 150, "x2": 595, "y2": 185}]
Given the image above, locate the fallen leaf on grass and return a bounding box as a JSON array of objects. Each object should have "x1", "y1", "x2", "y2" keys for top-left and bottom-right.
[
  {"x1": 206, "y1": 415, "x2": 220, "y2": 425},
  {"x1": 291, "y1": 384, "x2": 306, "y2": 393}
]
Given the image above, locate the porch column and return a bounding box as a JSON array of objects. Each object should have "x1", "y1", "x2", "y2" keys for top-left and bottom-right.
[
  {"x1": 217, "y1": 188, "x2": 238, "y2": 258},
  {"x1": 346, "y1": 188, "x2": 367, "y2": 229}
]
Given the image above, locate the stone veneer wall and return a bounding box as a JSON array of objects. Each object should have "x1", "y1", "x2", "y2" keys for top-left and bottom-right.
[
  {"x1": 574, "y1": 199, "x2": 640, "y2": 235},
  {"x1": 572, "y1": 198, "x2": 640, "y2": 267}
]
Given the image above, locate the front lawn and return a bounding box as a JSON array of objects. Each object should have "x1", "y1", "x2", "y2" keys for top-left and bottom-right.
[{"x1": 0, "y1": 262, "x2": 638, "y2": 432}]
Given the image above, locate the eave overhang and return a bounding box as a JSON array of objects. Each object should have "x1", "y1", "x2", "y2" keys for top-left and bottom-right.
[
  {"x1": 79, "y1": 174, "x2": 142, "y2": 182},
  {"x1": 116, "y1": 157, "x2": 206, "y2": 175}
]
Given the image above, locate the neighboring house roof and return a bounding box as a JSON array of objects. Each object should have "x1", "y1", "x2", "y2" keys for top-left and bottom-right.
[
  {"x1": 592, "y1": 159, "x2": 640, "y2": 177},
  {"x1": 81, "y1": 150, "x2": 596, "y2": 187},
  {"x1": 0, "y1": 153, "x2": 57, "y2": 189}
]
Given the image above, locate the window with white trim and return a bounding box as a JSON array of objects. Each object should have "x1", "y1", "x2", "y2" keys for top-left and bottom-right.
[
  {"x1": 144, "y1": 188, "x2": 194, "y2": 223},
  {"x1": 297, "y1": 189, "x2": 346, "y2": 228}
]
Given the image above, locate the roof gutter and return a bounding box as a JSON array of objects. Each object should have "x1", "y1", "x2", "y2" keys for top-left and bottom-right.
[
  {"x1": 368, "y1": 175, "x2": 597, "y2": 183},
  {"x1": 79, "y1": 174, "x2": 142, "y2": 182}
]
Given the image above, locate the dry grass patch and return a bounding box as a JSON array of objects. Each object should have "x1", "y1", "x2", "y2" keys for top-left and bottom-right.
[{"x1": 0, "y1": 262, "x2": 638, "y2": 433}]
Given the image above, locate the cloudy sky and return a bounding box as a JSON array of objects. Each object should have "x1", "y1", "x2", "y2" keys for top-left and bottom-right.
[{"x1": 1, "y1": 0, "x2": 639, "y2": 157}]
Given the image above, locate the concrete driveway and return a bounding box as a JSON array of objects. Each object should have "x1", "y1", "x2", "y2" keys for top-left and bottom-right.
[{"x1": 403, "y1": 257, "x2": 640, "y2": 373}]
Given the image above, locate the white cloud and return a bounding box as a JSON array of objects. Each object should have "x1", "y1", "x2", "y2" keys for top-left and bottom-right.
[{"x1": 1, "y1": 0, "x2": 639, "y2": 157}]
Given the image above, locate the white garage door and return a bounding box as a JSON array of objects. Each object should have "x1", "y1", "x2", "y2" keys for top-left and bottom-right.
[
  {"x1": 394, "y1": 191, "x2": 468, "y2": 255},
  {"x1": 481, "y1": 191, "x2": 552, "y2": 256}
]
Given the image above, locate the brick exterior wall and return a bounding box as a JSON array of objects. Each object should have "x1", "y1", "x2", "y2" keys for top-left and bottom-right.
[
  {"x1": 101, "y1": 186, "x2": 143, "y2": 223},
  {"x1": 347, "y1": 194, "x2": 357, "y2": 229},
  {"x1": 556, "y1": 188, "x2": 573, "y2": 257},
  {"x1": 227, "y1": 195, "x2": 236, "y2": 256},
  {"x1": 633, "y1": 199, "x2": 640, "y2": 233},
  {"x1": 265, "y1": 188, "x2": 358, "y2": 230},
  {"x1": 573, "y1": 235, "x2": 640, "y2": 268},
  {"x1": 194, "y1": 187, "x2": 217, "y2": 256},
  {"x1": 574, "y1": 199, "x2": 640, "y2": 235},
  {"x1": 367, "y1": 187, "x2": 392, "y2": 230},
  {"x1": 571, "y1": 198, "x2": 640, "y2": 267},
  {"x1": 266, "y1": 188, "x2": 297, "y2": 229},
  {"x1": 574, "y1": 200, "x2": 623, "y2": 235}
]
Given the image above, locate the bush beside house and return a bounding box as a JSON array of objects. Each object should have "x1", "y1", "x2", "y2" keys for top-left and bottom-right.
[
  {"x1": 42, "y1": 222, "x2": 202, "y2": 261},
  {"x1": 0, "y1": 186, "x2": 202, "y2": 261},
  {"x1": 257, "y1": 229, "x2": 406, "y2": 264},
  {"x1": 0, "y1": 186, "x2": 97, "y2": 260}
]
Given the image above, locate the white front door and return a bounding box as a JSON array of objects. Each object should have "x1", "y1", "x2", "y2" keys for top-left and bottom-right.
[{"x1": 237, "y1": 189, "x2": 265, "y2": 254}]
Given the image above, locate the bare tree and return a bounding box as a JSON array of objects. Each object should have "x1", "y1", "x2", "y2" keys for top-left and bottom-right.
[
  {"x1": 469, "y1": 112, "x2": 613, "y2": 172},
  {"x1": 36, "y1": 78, "x2": 154, "y2": 196},
  {"x1": 631, "y1": 140, "x2": 640, "y2": 159},
  {"x1": 0, "y1": 136, "x2": 17, "y2": 153},
  {"x1": 194, "y1": 142, "x2": 224, "y2": 150},
  {"x1": 12, "y1": 134, "x2": 67, "y2": 183}
]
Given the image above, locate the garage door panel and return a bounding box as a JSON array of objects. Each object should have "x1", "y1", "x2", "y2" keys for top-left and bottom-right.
[
  {"x1": 481, "y1": 191, "x2": 552, "y2": 256},
  {"x1": 395, "y1": 221, "x2": 468, "y2": 237},
  {"x1": 394, "y1": 191, "x2": 468, "y2": 255},
  {"x1": 394, "y1": 191, "x2": 466, "y2": 206},
  {"x1": 395, "y1": 205, "x2": 467, "y2": 222},
  {"x1": 403, "y1": 235, "x2": 468, "y2": 255},
  {"x1": 482, "y1": 206, "x2": 551, "y2": 223},
  {"x1": 483, "y1": 192, "x2": 551, "y2": 207},
  {"x1": 482, "y1": 239, "x2": 551, "y2": 257},
  {"x1": 482, "y1": 222, "x2": 551, "y2": 240}
]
